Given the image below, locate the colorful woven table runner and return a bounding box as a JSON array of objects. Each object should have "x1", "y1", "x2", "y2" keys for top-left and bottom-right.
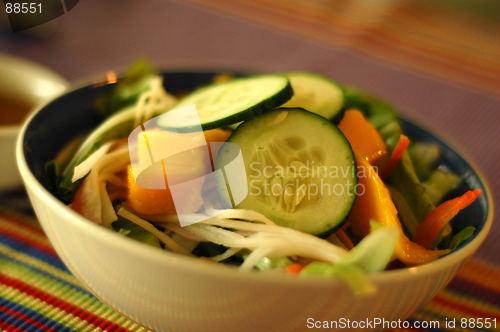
[
  {"x1": 0, "y1": 191, "x2": 498, "y2": 332},
  {"x1": 0, "y1": 191, "x2": 150, "y2": 332}
]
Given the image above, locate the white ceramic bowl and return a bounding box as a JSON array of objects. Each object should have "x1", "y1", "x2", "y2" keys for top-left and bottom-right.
[
  {"x1": 0, "y1": 54, "x2": 68, "y2": 190},
  {"x1": 16, "y1": 72, "x2": 493, "y2": 332}
]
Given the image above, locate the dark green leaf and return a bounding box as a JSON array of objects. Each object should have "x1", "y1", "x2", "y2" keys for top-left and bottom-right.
[
  {"x1": 44, "y1": 160, "x2": 59, "y2": 195},
  {"x1": 387, "y1": 151, "x2": 435, "y2": 223},
  {"x1": 111, "y1": 216, "x2": 161, "y2": 248},
  {"x1": 44, "y1": 160, "x2": 73, "y2": 204},
  {"x1": 449, "y1": 226, "x2": 475, "y2": 251},
  {"x1": 94, "y1": 59, "x2": 156, "y2": 118},
  {"x1": 407, "y1": 142, "x2": 441, "y2": 181}
]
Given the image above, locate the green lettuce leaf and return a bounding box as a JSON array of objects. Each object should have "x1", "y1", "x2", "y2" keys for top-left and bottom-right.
[
  {"x1": 407, "y1": 142, "x2": 441, "y2": 181},
  {"x1": 422, "y1": 166, "x2": 462, "y2": 206},
  {"x1": 340, "y1": 221, "x2": 398, "y2": 273},
  {"x1": 387, "y1": 151, "x2": 435, "y2": 223},
  {"x1": 301, "y1": 262, "x2": 376, "y2": 295},
  {"x1": 44, "y1": 160, "x2": 73, "y2": 204},
  {"x1": 237, "y1": 250, "x2": 293, "y2": 270},
  {"x1": 449, "y1": 226, "x2": 475, "y2": 251},
  {"x1": 300, "y1": 222, "x2": 399, "y2": 295},
  {"x1": 94, "y1": 59, "x2": 156, "y2": 118},
  {"x1": 111, "y1": 216, "x2": 161, "y2": 248}
]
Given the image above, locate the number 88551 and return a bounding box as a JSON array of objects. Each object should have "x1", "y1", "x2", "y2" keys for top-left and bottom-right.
[{"x1": 5, "y1": 3, "x2": 41, "y2": 14}]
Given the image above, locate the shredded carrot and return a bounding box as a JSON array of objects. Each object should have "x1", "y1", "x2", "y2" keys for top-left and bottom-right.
[
  {"x1": 285, "y1": 263, "x2": 306, "y2": 274},
  {"x1": 335, "y1": 228, "x2": 355, "y2": 250},
  {"x1": 381, "y1": 135, "x2": 410, "y2": 179},
  {"x1": 413, "y1": 189, "x2": 482, "y2": 249}
]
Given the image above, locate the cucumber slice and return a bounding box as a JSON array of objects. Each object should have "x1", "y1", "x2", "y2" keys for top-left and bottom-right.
[
  {"x1": 281, "y1": 72, "x2": 344, "y2": 121},
  {"x1": 216, "y1": 108, "x2": 357, "y2": 236},
  {"x1": 158, "y1": 75, "x2": 293, "y2": 132}
]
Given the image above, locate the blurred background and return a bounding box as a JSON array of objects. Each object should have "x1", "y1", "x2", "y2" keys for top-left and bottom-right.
[
  {"x1": 1, "y1": 0, "x2": 499, "y2": 90},
  {"x1": 0, "y1": 0, "x2": 499, "y2": 331}
]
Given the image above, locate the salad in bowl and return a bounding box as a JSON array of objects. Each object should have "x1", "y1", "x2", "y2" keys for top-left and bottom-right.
[
  {"x1": 43, "y1": 62, "x2": 484, "y2": 292},
  {"x1": 18, "y1": 62, "x2": 492, "y2": 332}
]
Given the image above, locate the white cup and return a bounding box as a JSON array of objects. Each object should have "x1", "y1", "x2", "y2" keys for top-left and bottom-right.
[{"x1": 0, "y1": 54, "x2": 69, "y2": 191}]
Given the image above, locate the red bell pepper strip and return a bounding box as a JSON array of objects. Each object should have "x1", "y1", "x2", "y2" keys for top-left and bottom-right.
[
  {"x1": 382, "y1": 134, "x2": 410, "y2": 179},
  {"x1": 413, "y1": 189, "x2": 482, "y2": 249}
]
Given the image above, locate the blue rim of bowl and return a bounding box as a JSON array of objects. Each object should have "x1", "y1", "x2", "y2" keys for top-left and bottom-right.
[{"x1": 16, "y1": 71, "x2": 494, "y2": 287}]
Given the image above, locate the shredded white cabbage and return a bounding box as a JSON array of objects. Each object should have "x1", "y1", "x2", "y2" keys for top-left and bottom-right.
[
  {"x1": 99, "y1": 181, "x2": 116, "y2": 224},
  {"x1": 117, "y1": 204, "x2": 348, "y2": 270},
  {"x1": 185, "y1": 224, "x2": 347, "y2": 268},
  {"x1": 133, "y1": 76, "x2": 177, "y2": 128},
  {"x1": 204, "y1": 206, "x2": 276, "y2": 226},
  {"x1": 118, "y1": 208, "x2": 191, "y2": 255},
  {"x1": 101, "y1": 173, "x2": 127, "y2": 187},
  {"x1": 239, "y1": 246, "x2": 275, "y2": 271},
  {"x1": 72, "y1": 140, "x2": 116, "y2": 183},
  {"x1": 210, "y1": 248, "x2": 241, "y2": 262},
  {"x1": 162, "y1": 223, "x2": 207, "y2": 242},
  {"x1": 170, "y1": 232, "x2": 200, "y2": 253},
  {"x1": 75, "y1": 145, "x2": 129, "y2": 226}
]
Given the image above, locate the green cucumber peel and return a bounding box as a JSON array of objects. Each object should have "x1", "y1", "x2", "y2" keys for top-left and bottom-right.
[
  {"x1": 281, "y1": 72, "x2": 345, "y2": 121},
  {"x1": 158, "y1": 74, "x2": 293, "y2": 132}
]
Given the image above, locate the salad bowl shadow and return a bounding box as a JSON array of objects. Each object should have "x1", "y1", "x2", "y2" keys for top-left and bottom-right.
[{"x1": 16, "y1": 72, "x2": 493, "y2": 332}]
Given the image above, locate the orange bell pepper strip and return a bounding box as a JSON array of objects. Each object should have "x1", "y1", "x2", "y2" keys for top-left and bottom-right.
[
  {"x1": 338, "y1": 109, "x2": 389, "y2": 171},
  {"x1": 126, "y1": 128, "x2": 232, "y2": 215},
  {"x1": 413, "y1": 189, "x2": 482, "y2": 249},
  {"x1": 348, "y1": 153, "x2": 449, "y2": 266}
]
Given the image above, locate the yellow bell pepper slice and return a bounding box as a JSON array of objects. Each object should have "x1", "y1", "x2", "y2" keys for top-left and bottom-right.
[{"x1": 348, "y1": 152, "x2": 449, "y2": 266}]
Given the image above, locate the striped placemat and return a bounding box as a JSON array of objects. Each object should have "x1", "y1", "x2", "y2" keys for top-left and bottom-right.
[
  {"x1": 0, "y1": 191, "x2": 150, "y2": 332},
  {"x1": 0, "y1": 190, "x2": 498, "y2": 332}
]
